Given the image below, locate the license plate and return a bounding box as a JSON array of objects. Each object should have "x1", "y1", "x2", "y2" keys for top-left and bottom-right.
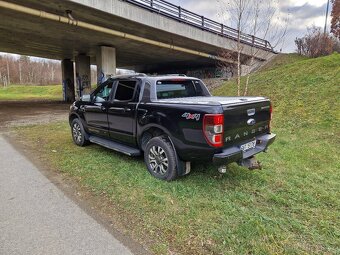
[{"x1": 240, "y1": 140, "x2": 256, "y2": 152}]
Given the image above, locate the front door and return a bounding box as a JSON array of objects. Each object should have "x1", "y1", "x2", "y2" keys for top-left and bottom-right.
[
  {"x1": 107, "y1": 80, "x2": 139, "y2": 145},
  {"x1": 83, "y1": 81, "x2": 114, "y2": 137}
]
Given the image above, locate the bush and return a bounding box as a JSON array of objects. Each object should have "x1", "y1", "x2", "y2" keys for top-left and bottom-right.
[{"x1": 295, "y1": 26, "x2": 339, "y2": 57}]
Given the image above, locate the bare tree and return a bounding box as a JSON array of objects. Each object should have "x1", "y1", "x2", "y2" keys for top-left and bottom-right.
[
  {"x1": 218, "y1": 0, "x2": 250, "y2": 96},
  {"x1": 243, "y1": 0, "x2": 288, "y2": 96},
  {"x1": 218, "y1": 0, "x2": 288, "y2": 96},
  {"x1": 18, "y1": 60, "x2": 22, "y2": 84},
  {"x1": 6, "y1": 57, "x2": 10, "y2": 85},
  {"x1": 0, "y1": 54, "x2": 62, "y2": 85},
  {"x1": 295, "y1": 26, "x2": 337, "y2": 57}
]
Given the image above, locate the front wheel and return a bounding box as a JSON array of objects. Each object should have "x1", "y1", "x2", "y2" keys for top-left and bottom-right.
[
  {"x1": 144, "y1": 136, "x2": 178, "y2": 181},
  {"x1": 71, "y1": 118, "x2": 89, "y2": 146}
]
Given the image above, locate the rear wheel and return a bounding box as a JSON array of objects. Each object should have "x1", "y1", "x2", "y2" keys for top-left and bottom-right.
[
  {"x1": 144, "y1": 136, "x2": 178, "y2": 181},
  {"x1": 71, "y1": 118, "x2": 89, "y2": 146}
]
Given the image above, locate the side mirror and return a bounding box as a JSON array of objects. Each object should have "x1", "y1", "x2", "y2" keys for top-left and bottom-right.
[{"x1": 80, "y1": 95, "x2": 91, "y2": 102}]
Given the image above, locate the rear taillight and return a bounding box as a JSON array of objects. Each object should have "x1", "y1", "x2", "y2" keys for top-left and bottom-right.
[
  {"x1": 203, "y1": 114, "x2": 224, "y2": 148},
  {"x1": 269, "y1": 103, "x2": 273, "y2": 132}
]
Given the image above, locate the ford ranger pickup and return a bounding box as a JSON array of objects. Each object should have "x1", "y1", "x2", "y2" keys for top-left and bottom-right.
[{"x1": 69, "y1": 74, "x2": 276, "y2": 181}]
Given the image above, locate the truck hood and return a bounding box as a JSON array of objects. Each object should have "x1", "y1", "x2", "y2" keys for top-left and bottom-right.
[{"x1": 155, "y1": 96, "x2": 268, "y2": 106}]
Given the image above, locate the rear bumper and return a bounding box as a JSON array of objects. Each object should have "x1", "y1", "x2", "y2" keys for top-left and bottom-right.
[{"x1": 212, "y1": 133, "x2": 276, "y2": 166}]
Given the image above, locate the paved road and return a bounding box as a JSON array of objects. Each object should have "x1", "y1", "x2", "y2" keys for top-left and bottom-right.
[{"x1": 0, "y1": 135, "x2": 135, "y2": 255}]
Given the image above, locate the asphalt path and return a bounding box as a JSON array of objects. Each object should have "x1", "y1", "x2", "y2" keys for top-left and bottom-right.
[{"x1": 0, "y1": 135, "x2": 136, "y2": 255}]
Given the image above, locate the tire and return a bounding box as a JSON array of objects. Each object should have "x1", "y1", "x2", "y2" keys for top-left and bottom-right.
[
  {"x1": 144, "y1": 136, "x2": 178, "y2": 181},
  {"x1": 71, "y1": 118, "x2": 89, "y2": 147}
]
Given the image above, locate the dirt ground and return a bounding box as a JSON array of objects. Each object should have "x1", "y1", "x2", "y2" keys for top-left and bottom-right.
[{"x1": 0, "y1": 101, "x2": 69, "y2": 130}]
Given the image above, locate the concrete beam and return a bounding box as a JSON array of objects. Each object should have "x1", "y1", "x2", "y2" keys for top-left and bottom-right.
[
  {"x1": 75, "y1": 54, "x2": 91, "y2": 98},
  {"x1": 96, "y1": 46, "x2": 116, "y2": 84},
  {"x1": 61, "y1": 59, "x2": 75, "y2": 102}
]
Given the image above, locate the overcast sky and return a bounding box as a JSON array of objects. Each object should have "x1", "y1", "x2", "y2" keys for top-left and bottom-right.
[{"x1": 168, "y1": 0, "x2": 332, "y2": 52}]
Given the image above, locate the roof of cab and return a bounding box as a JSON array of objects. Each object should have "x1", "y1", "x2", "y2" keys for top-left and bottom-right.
[{"x1": 107, "y1": 74, "x2": 199, "y2": 81}]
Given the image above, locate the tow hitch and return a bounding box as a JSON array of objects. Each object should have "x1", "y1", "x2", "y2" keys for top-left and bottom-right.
[
  {"x1": 238, "y1": 157, "x2": 262, "y2": 170},
  {"x1": 217, "y1": 157, "x2": 262, "y2": 174}
]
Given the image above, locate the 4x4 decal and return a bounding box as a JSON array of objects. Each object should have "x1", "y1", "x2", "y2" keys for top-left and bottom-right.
[{"x1": 182, "y1": 112, "x2": 201, "y2": 121}]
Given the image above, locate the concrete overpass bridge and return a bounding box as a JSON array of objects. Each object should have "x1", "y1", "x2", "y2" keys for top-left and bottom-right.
[{"x1": 0, "y1": 0, "x2": 275, "y2": 101}]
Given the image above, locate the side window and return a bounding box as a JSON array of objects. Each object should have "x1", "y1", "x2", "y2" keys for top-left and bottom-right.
[
  {"x1": 114, "y1": 80, "x2": 137, "y2": 102},
  {"x1": 95, "y1": 82, "x2": 113, "y2": 102},
  {"x1": 141, "y1": 82, "x2": 151, "y2": 102}
]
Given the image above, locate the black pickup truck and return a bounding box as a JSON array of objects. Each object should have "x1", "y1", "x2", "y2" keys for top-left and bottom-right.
[{"x1": 69, "y1": 74, "x2": 276, "y2": 181}]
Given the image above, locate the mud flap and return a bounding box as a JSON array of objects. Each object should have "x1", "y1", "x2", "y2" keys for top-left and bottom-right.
[
  {"x1": 166, "y1": 135, "x2": 191, "y2": 176},
  {"x1": 177, "y1": 159, "x2": 191, "y2": 176}
]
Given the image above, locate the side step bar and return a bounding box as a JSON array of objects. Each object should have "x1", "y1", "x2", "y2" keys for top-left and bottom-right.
[{"x1": 89, "y1": 136, "x2": 141, "y2": 156}]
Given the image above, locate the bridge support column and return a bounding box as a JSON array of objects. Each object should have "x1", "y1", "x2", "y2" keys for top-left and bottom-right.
[
  {"x1": 61, "y1": 59, "x2": 75, "y2": 102},
  {"x1": 96, "y1": 46, "x2": 116, "y2": 85},
  {"x1": 75, "y1": 54, "x2": 91, "y2": 98}
]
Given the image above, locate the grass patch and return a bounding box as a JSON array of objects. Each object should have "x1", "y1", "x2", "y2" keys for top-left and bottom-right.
[
  {"x1": 16, "y1": 54, "x2": 340, "y2": 254},
  {"x1": 0, "y1": 84, "x2": 62, "y2": 101}
]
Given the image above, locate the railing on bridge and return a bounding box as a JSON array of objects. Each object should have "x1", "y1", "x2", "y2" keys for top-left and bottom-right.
[{"x1": 124, "y1": 0, "x2": 274, "y2": 52}]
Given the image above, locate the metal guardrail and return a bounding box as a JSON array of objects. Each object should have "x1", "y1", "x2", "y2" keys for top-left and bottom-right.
[{"x1": 123, "y1": 0, "x2": 274, "y2": 52}]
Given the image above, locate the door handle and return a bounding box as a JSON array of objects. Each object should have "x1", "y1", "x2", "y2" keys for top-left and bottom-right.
[
  {"x1": 108, "y1": 107, "x2": 132, "y2": 113},
  {"x1": 109, "y1": 107, "x2": 125, "y2": 112}
]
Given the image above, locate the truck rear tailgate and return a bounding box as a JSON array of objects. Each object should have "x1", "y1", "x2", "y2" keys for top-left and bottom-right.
[{"x1": 222, "y1": 99, "x2": 271, "y2": 147}]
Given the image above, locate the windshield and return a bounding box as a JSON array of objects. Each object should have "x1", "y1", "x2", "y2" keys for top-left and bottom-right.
[{"x1": 156, "y1": 79, "x2": 209, "y2": 99}]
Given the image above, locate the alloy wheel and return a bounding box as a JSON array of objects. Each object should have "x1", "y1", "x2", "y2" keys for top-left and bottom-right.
[
  {"x1": 72, "y1": 123, "x2": 82, "y2": 143},
  {"x1": 148, "y1": 145, "x2": 169, "y2": 175}
]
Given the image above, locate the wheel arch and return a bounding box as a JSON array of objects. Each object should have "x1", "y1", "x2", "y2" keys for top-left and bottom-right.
[
  {"x1": 69, "y1": 113, "x2": 79, "y2": 125},
  {"x1": 69, "y1": 113, "x2": 89, "y2": 140},
  {"x1": 139, "y1": 125, "x2": 188, "y2": 177},
  {"x1": 139, "y1": 125, "x2": 171, "y2": 152}
]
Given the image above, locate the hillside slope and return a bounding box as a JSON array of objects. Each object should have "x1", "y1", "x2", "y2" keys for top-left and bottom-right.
[
  {"x1": 257, "y1": 53, "x2": 309, "y2": 72},
  {"x1": 214, "y1": 53, "x2": 340, "y2": 131}
]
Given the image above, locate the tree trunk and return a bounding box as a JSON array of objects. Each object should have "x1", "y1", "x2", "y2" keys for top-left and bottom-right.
[
  {"x1": 244, "y1": 56, "x2": 254, "y2": 96},
  {"x1": 237, "y1": 50, "x2": 241, "y2": 96},
  {"x1": 6, "y1": 59, "x2": 10, "y2": 85},
  {"x1": 51, "y1": 65, "x2": 55, "y2": 82},
  {"x1": 236, "y1": 6, "x2": 242, "y2": 97},
  {"x1": 19, "y1": 61, "x2": 22, "y2": 84}
]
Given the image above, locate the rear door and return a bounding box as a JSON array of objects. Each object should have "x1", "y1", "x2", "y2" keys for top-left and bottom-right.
[{"x1": 107, "y1": 79, "x2": 139, "y2": 145}]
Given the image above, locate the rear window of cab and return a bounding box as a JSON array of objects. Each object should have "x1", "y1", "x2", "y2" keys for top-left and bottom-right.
[{"x1": 156, "y1": 79, "x2": 205, "y2": 99}]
